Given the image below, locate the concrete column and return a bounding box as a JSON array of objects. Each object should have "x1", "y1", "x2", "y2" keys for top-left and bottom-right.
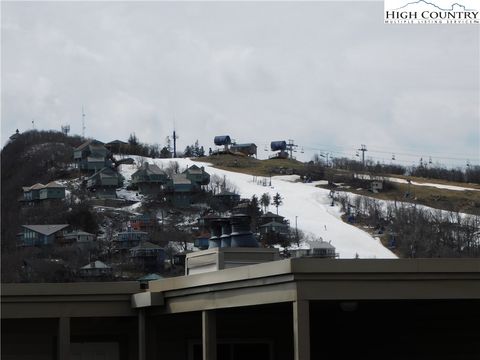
[
  {"x1": 202, "y1": 310, "x2": 217, "y2": 360},
  {"x1": 58, "y1": 317, "x2": 70, "y2": 360},
  {"x1": 293, "y1": 300, "x2": 310, "y2": 360},
  {"x1": 138, "y1": 308, "x2": 146, "y2": 360}
]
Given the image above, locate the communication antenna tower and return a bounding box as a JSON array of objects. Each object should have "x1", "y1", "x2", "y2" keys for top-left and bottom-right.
[
  {"x1": 82, "y1": 106, "x2": 86, "y2": 138},
  {"x1": 61, "y1": 125, "x2": 70, "y2": 136}
]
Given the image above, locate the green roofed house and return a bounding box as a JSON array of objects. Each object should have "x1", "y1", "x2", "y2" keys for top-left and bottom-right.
[
  {"x1": 22, "y1": 182, "x2": 66, "y2": 205},
  {"x1": 168, "y1": 174, "x2": 195, "y2": 207},
  {"x1": 78, "y1": 261, "x2": 112, "y2": 279},
  {"x1": 105, "y1": 140, "x2": 128, "y2": 154},
  {"x1": 19, "y1": 224, "x2": 70, "y2": 247},
  {"x1": 132, "y1": 163, "x2": 168, "y2": 195},
  {"x1": 86, "y1": 167, "x2": 124, "y2": 199},
  {"x1": 63, "y1": 231, "x2": 96, "y2": 249},
  {"x1": 213, "y1": 190, "x2": 241, "y2": 210},
  {"x1": 74, "y1": 139, "x2": 109, "y2": 172},
  {"x1": 260, "y1": 211, "x2": 285, "y2": 225},
  {"x1": 129, "y1": 241, "x2": 165, "y2": 272},
  {"x1": 115, "y1": 228, "x2": 150, "y2": 250},
  {"x1": 182, "y1": 165, "x2": 210, "y2": 187},
  {"x1": 259, "y1": 221, "x2": 290, "y2": 235},
  {"x1": 39, "y1": 182, "x2": 66, "y2": 200}
]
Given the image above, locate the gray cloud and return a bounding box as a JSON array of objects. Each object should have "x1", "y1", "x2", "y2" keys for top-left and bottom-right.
[{"x1": 2, "y1": 1, "x2": 478, "y2": 166}]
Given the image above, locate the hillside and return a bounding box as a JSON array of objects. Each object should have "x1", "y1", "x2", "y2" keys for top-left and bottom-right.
[
  {"x1": 2, "y1": 132, "x2": 479, "y2": 283},
  {"x1": 117, "y1": 157, "x2": 396, "y2": 259}
]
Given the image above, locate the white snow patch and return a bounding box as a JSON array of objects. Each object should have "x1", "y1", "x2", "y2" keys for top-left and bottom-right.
[{"x1": 386, "y1": 177, "x2": 480, "y2": 192}]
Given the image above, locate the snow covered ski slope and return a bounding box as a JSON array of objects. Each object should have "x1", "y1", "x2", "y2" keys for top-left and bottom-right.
[{"x1": 118, "y1": 157, "x2": 397, "y2": 259}]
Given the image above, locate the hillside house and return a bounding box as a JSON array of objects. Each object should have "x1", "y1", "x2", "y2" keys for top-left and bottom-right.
[
  {"x1": 182, "y1": 165, "x2": 210, "y2": 187},
  {"x1": 22, "y1": 183, "x2": 44, "y2": 202},
  {"x1": 130, "y1": 214, "x2": 158, "y2": 232},
  {"x1": 259, "y1": 221, "x2": 290, "y2": 235},
  {"x1": 290, "y1": 241, "x2": 338, "y2": 259},
  {"x1": 168, "y1": 174, "x2": 195, "y2": 207},
  {"x1": 78, "y1": 261, "x2": 112, "y2": 278},
  {"x1": 212, "y1": 190, "x2": 241, "y2": 209},
  {"x1": 86, "y1": 167, "x2": 124, "y2": 199},
  {"x1": 115, "y1": 228, "x2": 150, "y2": 250},
  {"x1": 129, "y1": 241, "x2": 165, "y2": 272},
  {"x1": 132, "y1": 163, "x2": 168, "y2": 195},
  {"x1": 9, "y1": 129, "x2": 20, "y2": 141},
  {"x1": 19, "y1": 224, "x2": 70, "y2": 247},
  {"x1": 230, "y1": 143, "x2": 257, "y2": 157},
  {"x1": 74, "y1": 140, "x2": 109, "y2": 172},
  {"x1": 39, "y1": 182, "x2": 66, "y2": 200},
  {"x1": 370, "y1": 180, "x2": 384, "y2": 193},
  {"x1": 260, "y1": 211, "x2": 286, "y2": 226},
  {"x1": 105, "y1": 140, "x2": 128, "y2": 154},
  {"x1": 22, "y1": 182, "x2": 66, "y2": 205},
  {"x1": 63, "y1": 231, "x2": 95, "y2": 248}
]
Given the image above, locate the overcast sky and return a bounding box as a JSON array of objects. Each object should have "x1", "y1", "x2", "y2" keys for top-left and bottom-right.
[{"x1": 2, "y1": 1, "x2": 479, "y2": 167}]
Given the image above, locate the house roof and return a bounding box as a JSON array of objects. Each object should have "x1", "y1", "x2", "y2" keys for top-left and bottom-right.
[
  {"x1": 259, "y1": 221, "x2": 289, "y2": 228},
  {"x1": 133, "y1": 163, "x2": 166, "y2": 178},
  {"x1": 22, "y1": 224, "x2": 69, "y2": 236},
  {"x1": 75, "y1": 140, "x2": 106, "y2": 152},
  {"x1": 29, "y1": 183, "x2": 46, "y2": 190},
  {"x1": 261, "y1": 212, "x2": 284, "y2": 219},
  {"x1": 184, "y1": 164, "x2": 205, "y2": 175},
  {"x1": 172, "y1": 174, "x2": 192, "y2": 185},
  {"x1": 80, "y1": 261, "x2": 110, "y2": 270},
  {"x1": 44, "y1": 181, "x2": 66, "y2": 189},
  {"x1": 309, "y1": 241, "x2": 336, "y2": 250},
  {"x1": 89, "y1": 167, "x2": 120, "y2": 180},
  {"x1": 106, "y1": 140, "x2": 128, "y2": 145}
]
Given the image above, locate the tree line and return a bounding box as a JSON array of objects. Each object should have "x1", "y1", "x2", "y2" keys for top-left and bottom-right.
[
  {"x1": 334, "y1": 192, "x2": 480, "y2": 258},
  {"x1": 314, "y1": 156, "x2": 480, "y2": 184}
]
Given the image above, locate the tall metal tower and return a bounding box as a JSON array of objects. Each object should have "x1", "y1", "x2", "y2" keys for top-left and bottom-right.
[
  {"x1": 82, "y1": 106, "x2": 86, "y2": 138},
  {"x1": 61, "y1": 125, "x2": 70, "y2": 136},
  {"x1": 286, "y1": 139, "x2": 299, "y2": 160},
  {"x1": 358, "y1": 144, "x2": 367, "y2": 168}
]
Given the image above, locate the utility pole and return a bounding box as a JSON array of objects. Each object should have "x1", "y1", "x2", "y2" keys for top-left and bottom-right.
[
  {"x1": 358, "y1": 144, "x2": 367, "y2": 168},
  {"x1": 286, "y1": 139, "x2": 299, "y2": 160},
  {"x1": 173, "y1": 129, "x2": 178, "y2": 158},
  {"x1": 295, "y1": 216, "x2": 299, "y2": 246}
]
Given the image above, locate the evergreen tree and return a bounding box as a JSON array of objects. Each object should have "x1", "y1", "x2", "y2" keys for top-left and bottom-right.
[
  {"x1": 260, "y1": 193, "x2": 271, "y2": 213},
  {"x1": 272, "y1": 193, "x2": 283, "y2": 215},
  {"x1": 247, "y1": 195, "x2": 262, "y2": 231},
  {"x1": 160, "y1": 146, "x2": 171, "y2": 158},
  {"x1": 183, "y1": 145, "x2": 193, "y2": 158}
]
